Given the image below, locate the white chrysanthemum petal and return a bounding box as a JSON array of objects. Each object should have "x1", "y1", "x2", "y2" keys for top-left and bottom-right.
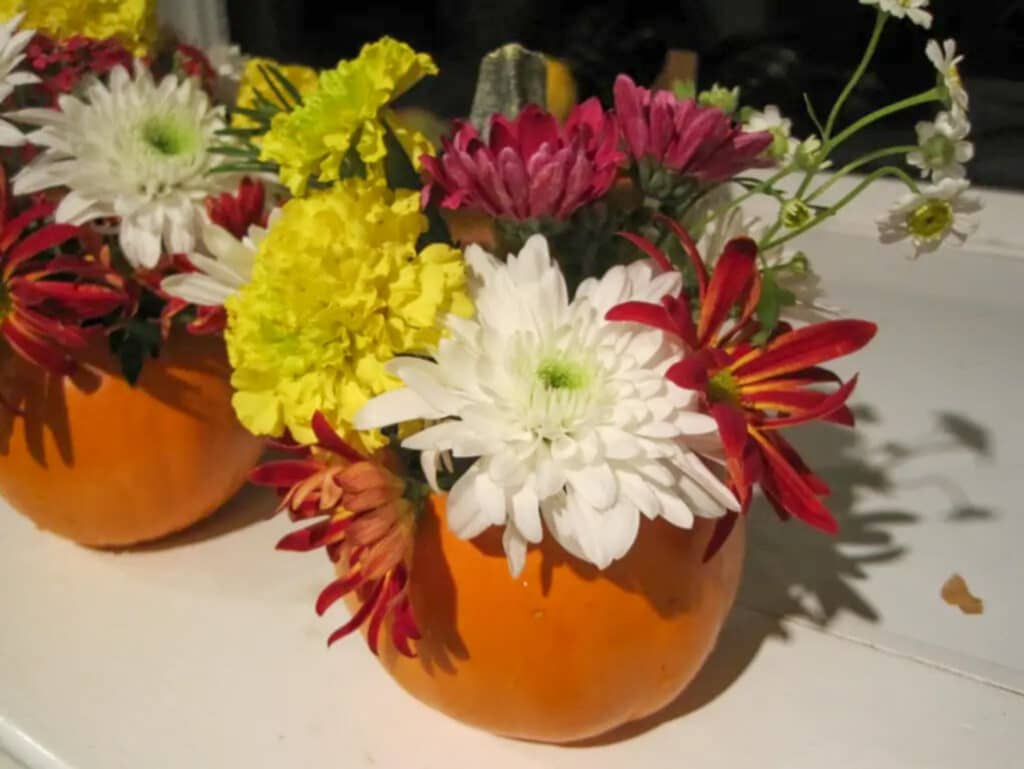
[
  {"x1": 12, "y1": 63, "x2": 238, "y2": 270},
  {"x1": 502, "y1": 524, "x2": 529, "y2": 577},
  {"x1": 356, "y1": 235, "x2": 738, "y2": 574},
  {"x1": 354, "y1": 388, "x2": 439, "y2": 429}
]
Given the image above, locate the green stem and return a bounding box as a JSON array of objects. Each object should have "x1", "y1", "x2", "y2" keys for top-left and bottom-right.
[
  {"x1": 824, "y1": 10, "x2": 887, "y2": 139},
  {"x1": 701, "y1": 169, "x2": 791, "y2": 231},
  {"x1": 829, "y1": 89, "x2": 940, "y2": 152},
  {"x1": 761, "y1": 166, "x2": 919, "y2": 252},
  {"x1": 807, "y1": 145, "x2": 918, "y2": 203}
]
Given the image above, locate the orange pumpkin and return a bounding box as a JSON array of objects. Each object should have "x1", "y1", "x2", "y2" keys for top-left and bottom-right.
[
  {"x1": 0, "y1": 333, "x2": 264, "y2": 546},
  {"x1": 356, "y1": 493, "x2": 745, "y2": 743}
]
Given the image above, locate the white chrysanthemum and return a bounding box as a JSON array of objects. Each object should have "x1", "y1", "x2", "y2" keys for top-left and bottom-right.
[
  {"x1": 927, "y1": 39, "x2": 969, "y2": 113},
  {"x1": 0, "y1": 13, "x2": 39, "y2": 147},
  {"x1": 908, "y1": 110, "x2": 974, "y2": 181},
  {"x1": 744, "y1": 105, "x2": 798, "y2": 164},
  {"x1": 161, "y1": 210, "x2": 276, "y2": 307},
  {"x1": 11, "y1": 63, "x2": 236, "y2": 269},
  {"x1": 860, "y1": 0, "x2": 933, "y2": 29},
  {"x1": 699, "y1": 205, "x2": 840, "y2": 324},
  {"x1": 356, "y1": 235, "x2": 736, "y2": 576},
  {"x1": 207, "y1": 43, "x2": 247, "y2": 104},
  {"x1": 877, "y1": 178, "x2": 981, "y2": 258}
]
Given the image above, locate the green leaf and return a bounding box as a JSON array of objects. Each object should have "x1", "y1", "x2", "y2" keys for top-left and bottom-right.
[
  {"x1": 209, "y1": 144, "x2": 260, "y2": 158},
  {"x1": 263, "y1": 63, "x2": 305, "y2": 108},
  {"x1": 257, "y1": 64, "x2": 294, "y2": 111},
  {"x1": 108, "y1": 320, "x2": 161, "y2": 385},
  {"x1": 208, "y1": 162, "x2": 277, "y2": 175},
  {"x1": 803, "y1": 93, "x2": 827, "y2": 138},
  {"x1": 756, "y1": 270, "x2": 783, "y2": 338}
]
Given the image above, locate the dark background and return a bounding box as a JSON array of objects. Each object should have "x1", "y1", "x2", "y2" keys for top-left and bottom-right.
[{"x1": 227, "y1": 0, "x2": 1024, "y2": 189}]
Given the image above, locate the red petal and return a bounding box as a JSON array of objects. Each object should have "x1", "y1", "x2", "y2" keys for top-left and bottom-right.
[
  {"x1": 655, "y1": 214, "x2": 707, "y2": 297},
  {"x1": 758, "y1": 375, "x2": 859, "y2": 430},
  {"x1": 703, "y1": 512, "x2": 739, "y2": 562},
  {"x1": 732, "y1": 320, "x2": 878, "y2": 385},
  {"x1": 666, "y1": 356, "x2": 709, "y2": 391},
  {"x1": 710, "y1": 403, "x2": 755, "y2": 506},
  {"x1": 752, "y1": 431, "x2": 838, "y2": 533},
  {"x1": 326, "y1": 581, "x2": 383, "y2": 646},
  {"x1": 312, "y1": 411, "x2": 365, "y2": 462},
  {"x1": 2, "y1": 318, "x2": 74, "y2": 375},
  {"x1": 248, "y1": 459, "x2": 320, "y2": 488},
  {"x1": 606, "y1": 300, "x2": 679, "y2": 337},
  {"x1": 0, "y1": 201, "x2": 55, "y2": 254},
  {"x1": 616, "y1": 231, "x2": 673, "y2": 272},
  {"x1": 662, "y1": 294, "x2": 698, "y2": 349},
  {"x1": 5, "y1": 224, "x2": 80, "y2": 274},
  {"x1": 697, "y1": 237, "x2": 759, "y2": 346},
  {"x1": 315, "y1": 571, "x2": 364, "y2": 616}
]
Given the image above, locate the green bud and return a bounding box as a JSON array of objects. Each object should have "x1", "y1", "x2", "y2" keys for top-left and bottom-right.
[
  {"x1": 781, "y1": 199, "x2": 813, "y2": 229},
  {"x1": 698, "y1": 83, "x2": 741, "y2": 115}
]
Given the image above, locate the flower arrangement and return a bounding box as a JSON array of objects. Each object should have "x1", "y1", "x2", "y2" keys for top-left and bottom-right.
[
  {"x1": 3, "y1": 0, "x2": 983, "y2": 742},
  {"x1": 0, "y1": 5, "x2": 283, "y2": 545}
]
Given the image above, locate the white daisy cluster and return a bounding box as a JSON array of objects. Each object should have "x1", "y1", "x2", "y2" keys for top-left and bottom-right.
[{"x1": 878, "y1": 38, "x2": 981, "y2": 258}]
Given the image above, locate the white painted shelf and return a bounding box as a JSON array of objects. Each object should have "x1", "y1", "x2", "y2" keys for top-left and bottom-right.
[{"x1": 2, "y1": 181, "x2": 1022, "y2": 768}]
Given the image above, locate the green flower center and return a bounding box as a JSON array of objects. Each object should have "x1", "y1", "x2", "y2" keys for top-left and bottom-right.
[
  {"x1": 922, "y1": 135, "x2": 955, "y2": 167},
  {"x1": 908, "y1": 199, "x2": 953, "y2": 240},
  {"x1": 707, "y1": 369, "x2": 741, "y2": 405},
  {"x1": 0, "y1": 282, "x2": 10, "y2": 320},
  {"x1": 140, "y1": 116, "x2": 198, "y2": 157},
  {"x1": 536, "y1": 359, "x2": 588, "y2": 391}
]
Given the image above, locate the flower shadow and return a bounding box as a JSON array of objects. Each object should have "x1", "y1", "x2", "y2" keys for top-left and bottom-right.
[{"x1": 569, "y1": 405, "x2": 995, "y2": 747}]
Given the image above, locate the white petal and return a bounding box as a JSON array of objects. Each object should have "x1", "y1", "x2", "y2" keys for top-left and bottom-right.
[
  {"x1": 160, "y1": 273, "x2": 235, "y2": 306},
  {"x1": 354, "y1": 387, "x2": 441, "y2": 429}
]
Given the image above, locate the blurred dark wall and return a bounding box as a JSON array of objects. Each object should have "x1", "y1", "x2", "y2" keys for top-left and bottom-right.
[{"x1": 228, "y1": 0, "x2": 1024, "y2": 188}]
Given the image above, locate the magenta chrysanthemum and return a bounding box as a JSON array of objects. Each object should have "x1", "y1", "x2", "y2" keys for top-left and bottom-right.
[
  {"x1": 420, "y1": 99, "x2": 622, "y2": 221},
  {"x1": 614, "y1": 74, "x2": 774, "y2": 182}
]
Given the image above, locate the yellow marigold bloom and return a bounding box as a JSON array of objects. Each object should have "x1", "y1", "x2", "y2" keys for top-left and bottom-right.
[
  {"x1": 0, "y1": 0, "x2": 156, "y2": 55},
  {"x1": 225, "y1": 178, "x2": 471, "y2": 449},
  {"x1": 259, "y1": 37, "x2": 437, "y2": 195},
  {"x1": 231, "y1": 57, "x2": 319, "y2": 133}
]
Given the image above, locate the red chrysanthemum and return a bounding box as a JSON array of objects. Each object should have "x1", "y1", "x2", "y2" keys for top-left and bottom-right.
[
  {"x1": 613, "y1": 74, "x2": 774, "y2": 182},
  {"x1": 204, "y1": 176, "x2": 267, "y2": 239},
  {"x1": 607, "y1": 218, "x2": 877, "y2": 556},
  {"x1": 25, "y1": 33, "x2": 133, "y2": 103},
  {"x1": 173, "y1": 43, "x2": 217, "y2": 97},
  {"x1": 250, "y1": 413, "x2": 421, "y2": 657},
  {"x1": 421, "y1": 99, "x2": 623, "y2": 221},
  {"x1": 0, "y1": 173, "x2": 126, "y2": 382}
]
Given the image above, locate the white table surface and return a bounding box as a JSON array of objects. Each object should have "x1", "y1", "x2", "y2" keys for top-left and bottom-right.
[{"x1": 2, "y1": 179, "x2": 1023, "y2": 768}]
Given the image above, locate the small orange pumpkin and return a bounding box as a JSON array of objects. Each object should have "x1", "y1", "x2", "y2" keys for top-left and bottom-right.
[
  {"x1": 0, "y1": 333, "x2": 263, "y2": 546},
  {"x1": 357, "y1": 493, "x2": 745, "y2": 743}
]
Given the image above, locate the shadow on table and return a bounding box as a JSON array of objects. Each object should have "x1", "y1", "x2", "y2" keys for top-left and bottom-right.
[
  {"x1": 571, "y1": 405, "x2": 995, "y2": 747},
  {"x1": 116, "y1": 481, "x2": 277, "y2": 553}
]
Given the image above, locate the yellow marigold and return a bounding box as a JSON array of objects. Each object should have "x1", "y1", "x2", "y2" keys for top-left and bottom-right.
[
  {"x1": 259, "y1": 37, "x2": 437, "y2": 195},
  {"x1": 0, "y1": 0, "x2": 156, "y2": 55},
  {"x1": 231, "y1": 57, "x2": 319, "y2": 134},
  {"x1": 225, "y1": 178, "x2": 471, "y2": 449}
]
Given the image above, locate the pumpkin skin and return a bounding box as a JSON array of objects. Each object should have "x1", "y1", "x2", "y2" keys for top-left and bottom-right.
[
  {"x1": 357, "y1": 493, "x2": 745, "y2": 743},
  {"x1": 0, "y1": 333, "x2": 264, "y2": 546}
]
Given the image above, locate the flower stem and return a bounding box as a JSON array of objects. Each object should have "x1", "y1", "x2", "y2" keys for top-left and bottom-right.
[
  {"x1": 828, "y1": 89, "x2": 941, "y2": 153},
  {"x1": 700, "y1": 169, "x2": 791, "y2": 232},
  {"x1": 806, "y1": 145, "x2": 918, "y2": 203},
  {"x1": 824, "y1": 10, "x2": 888, "y2": 140},
  {"x1": 761, "y1": 165, "x2": 919, "y2": 252}
]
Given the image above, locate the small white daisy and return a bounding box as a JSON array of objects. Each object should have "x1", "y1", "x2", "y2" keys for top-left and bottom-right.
[
  {"x1": 161, "y1": 210, "x2": 276, "y2": 307},
  {"x1": 907, "y1": 110, "x2": 974, "y2": 181},
  {"x1": 877, "y1": 178, "x2": 981, "y2": 258},
  {"x1": 859, "y1": 0, "x2": 933, "y2": 29},
  {"x1": 744, "y1": 105, "x2": 798, "y2": 164},
  {"x1": 11, "y1": 63, "x2": 237, "y2": 270},
  {"x1": 356, "y1": 235, "x2": 737, "y2": 576},
  {"x1": 927, "y1": 39, "x2": 969, "y2": 113},
  {"x1": 0, "y1": 13, "x2": 39, "y2": 147}
]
